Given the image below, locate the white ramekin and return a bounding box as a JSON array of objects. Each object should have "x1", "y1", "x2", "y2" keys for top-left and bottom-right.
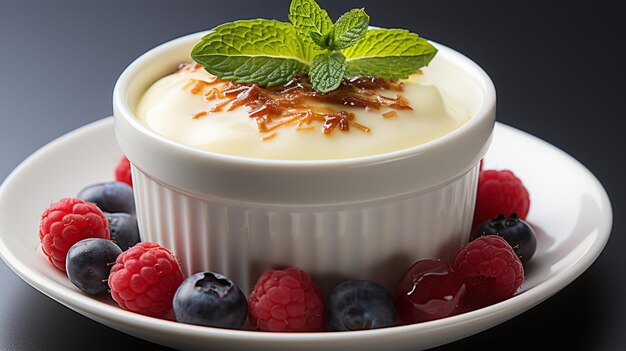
[{"x1": 113, "y1": 31, "x2": 496, "y2": 293}]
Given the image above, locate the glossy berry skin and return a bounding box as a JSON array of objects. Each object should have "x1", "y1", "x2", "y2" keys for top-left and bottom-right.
[
  {"x1": 470, "y1": 214, "x2": 537, "y2": 265},
  {"x1": 105, "y1": 212, "x2": 140, "y2": 251},
  {"x1": 326, "y1": 280, "x2": 396, "y2": 331},
  {"x1": 395, "y1": 259, "x2": 466, "y2": 324},
  {"x1": 174, "y1": 272, "x2": 248, "y2": 329},
  {"x1": 78, "y1": 182, "x2": 135, "y2": 214},
  {"x1": 65, "y1": 238, "x2": 122, "y2": 295}
]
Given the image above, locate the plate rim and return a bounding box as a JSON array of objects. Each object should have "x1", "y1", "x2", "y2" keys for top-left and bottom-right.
[{"x1": 0, "y1": 117, "x2": 613, "y2": 349}]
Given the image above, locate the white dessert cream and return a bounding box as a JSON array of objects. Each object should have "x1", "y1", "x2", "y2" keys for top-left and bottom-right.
[{"x1": 135, "y1": 63, "x2": 470, "y2": 160}]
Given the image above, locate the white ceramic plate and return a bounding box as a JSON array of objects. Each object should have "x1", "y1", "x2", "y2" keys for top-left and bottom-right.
[{"x1": 0, "y1": 118, "x2": 612, "y2": 351}]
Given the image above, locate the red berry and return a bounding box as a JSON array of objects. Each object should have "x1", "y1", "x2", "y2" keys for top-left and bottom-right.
[
  {"x1": 453, "y1": 236, "x2": 524, "y2": 309},
  {"x1": 115, "y1": 156, "x2": 132, "y2": 187},
  {"x1": 39, "y1": 198, "x2": 109, "y2": 272},
  {"x1": 108, "y1": 242, "x2": 184, "y2": 318},
  {"x1": 473, "y1": 170, "x2": 530, "y2": 229},
  {"x1": 395, "y1": 259, "x2": 466, "y2": 324},
  {"x1": 248, "y1": 267, "x2": 324, "y2": 332}
]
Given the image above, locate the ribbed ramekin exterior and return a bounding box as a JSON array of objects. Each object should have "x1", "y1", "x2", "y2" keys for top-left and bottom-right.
[{"x1": 131, "y1": 165, "x2": 479, "y2": 294}]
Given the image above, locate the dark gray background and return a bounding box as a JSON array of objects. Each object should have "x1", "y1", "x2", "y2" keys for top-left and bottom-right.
[{"x1": 0, "y1": 0, "x2": 623, "y2": 350}]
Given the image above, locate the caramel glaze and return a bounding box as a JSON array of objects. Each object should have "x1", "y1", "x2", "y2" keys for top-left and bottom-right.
[{"x1": 178, "y1": 63, "x2": 413, "y2": 138}]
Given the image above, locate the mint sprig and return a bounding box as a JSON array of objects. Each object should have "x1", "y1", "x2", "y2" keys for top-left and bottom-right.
[
  {"x1": 310, "y1": 52, "x2": 347, "y2": 92},
  {"x1": 191, "y1": 0, "x2": 437, "y2": 93}
]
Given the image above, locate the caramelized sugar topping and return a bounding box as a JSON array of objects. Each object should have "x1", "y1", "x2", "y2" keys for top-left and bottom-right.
[{"x1": 178, "y1": 63, "x2": 413, "y2": 139}]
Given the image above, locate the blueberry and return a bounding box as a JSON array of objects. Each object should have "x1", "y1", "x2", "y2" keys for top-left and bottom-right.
[
  {"x1": 66, "y1": 238, "x2": 122, "y2": 295},
  {"x1": 78, "y1": 182, "x2": 135, "y2": 214},
  {"x1": 326, "y1": 280, "x2": 396, "y2": 331},
  {"x1": 173, "y1": 272, "x2": 248, "y2": 329},
  {"x1": 470, "y1": 213, "x2": 537, "y2": 265},
  {"x1": 105, "y1": 212, "x2": 140, "y2": 251}
]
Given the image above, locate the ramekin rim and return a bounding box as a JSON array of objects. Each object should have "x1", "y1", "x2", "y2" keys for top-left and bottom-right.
[{"x1": 113, "y1": 31, "x2": 496, "y2": 169}]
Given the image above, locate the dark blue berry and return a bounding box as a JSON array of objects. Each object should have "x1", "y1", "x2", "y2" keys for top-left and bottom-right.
[
  {"x1": 78, "y1": 182, "x2": 135, "y2": 214},
  {"x1": 173, "y1": 272, "x2": 248, "y2": 329},
  {"x1": 65, "y1": 238, "x2": 122, "y2": 295},
  {"x1": 470, "y1": 213, "x2": 537, "y2": 265},
  {"x1": 105, "y1": 212, "x2": 140, "y2": 251},
  {"x1": 326, "y1": 280, "x2": 396, "y2": 331}
]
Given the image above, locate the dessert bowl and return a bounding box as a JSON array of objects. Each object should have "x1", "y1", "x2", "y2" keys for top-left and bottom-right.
[{"x1": 113, "y1": 31, "x2": 496, "y2": 293}]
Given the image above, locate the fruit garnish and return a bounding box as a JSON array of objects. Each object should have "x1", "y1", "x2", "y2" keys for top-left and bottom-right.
[
  {"x1": 39, "y1": 198, "x2": 110, "y2": 272},
  {"x1": 108, "y1": 242, "x2": 184, "y2": 318},
  {"x1": 326, "y1": 280, "x2": 396, "y2": 331},
  {"x1": 115, "y1": 156, "x2": 132, "y2": 187},
  {"x1": 247, "y1": 267, "x2": 324, "y2": 332},
  {"x1": 473, "y1": 169, "x2": 530, "y2": 229},
  {"x1": 395, "y1": 259, "x2": 466, "y2": 324},
  {"x1": 471, "y1": 213, "x2": 537, "y2": 265},
  {"x1": 191, "y1": 0, "x2": 437, "y2": 93},
  {"x1": 66, "y1": 238, "x2": 122, "y2": 295},
  {"x1": 453, "y1": 235, "x2": 524, "y2": 309},
  {"x1": 173, "y1": 272, "x2": 248, "y2": 329},
  {"x1": 77, "y1": 181, "x2": 136, "y2": 215},
  {"x1": 104, "y1": 212, "x2": 140, "y2": 251}
]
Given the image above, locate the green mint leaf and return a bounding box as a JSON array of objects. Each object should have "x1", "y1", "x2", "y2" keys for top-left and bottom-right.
[
  {"x1": 191, "y1": 19, "x2": 310, "y2": 86},
  {"x1": 289, "y1": 0, "x2": 333, "y2": 58},
  {"x1": 332, "y1": 8, "x2": 369, "y2": 50},
  {"x1": 309, "y1": 51, "x2": 347, "y2": 93},
  {"x1": 310, "y1": 31, "x2": 330, "y2": 49},
  {"x1": 190, "y1": 0, "x2": 439, "y2": 92},
  {"x1": 342, "y1": 28, "x2": 438, "y2": 78}
]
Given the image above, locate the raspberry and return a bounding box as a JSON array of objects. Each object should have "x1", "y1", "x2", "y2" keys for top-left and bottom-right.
[
  {"x1": 39, "y1": 198, "x2": 110, "y2": 272},
  {"x1": 453, "y1": 235, "x2": 524, "y2": 309},
  {"x1": 248, "y1": 267, "x2": 324, "y2": 332},
  {"x1": 115, "y1": 156, "x2": 132, "y2": 187},
  {"x1": 473, "y1": 170, "x2": 530, "y2": 229},
  {"x1": 108, "y1": 242, "x2": 184, "y2": 318}
]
